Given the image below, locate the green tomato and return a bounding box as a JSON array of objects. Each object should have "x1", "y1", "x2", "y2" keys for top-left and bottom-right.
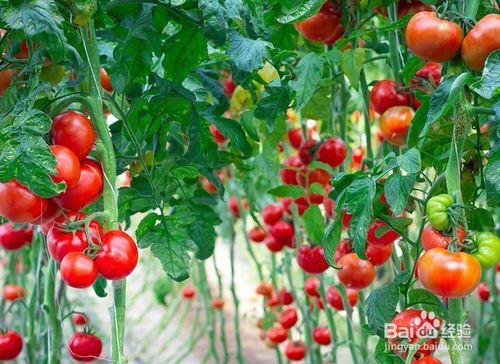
[
  {"x1": 425, "y1": 194, "x2": 453, "y2": 231},
  {"x1": 40, "y1": 64, "x2": 65, "y2": 85},
  {"x1": 473, "y1": 231, "x2": 500, "y2": 268}
]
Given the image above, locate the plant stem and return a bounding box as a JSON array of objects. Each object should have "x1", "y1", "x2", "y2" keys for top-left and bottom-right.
[
  {"x1": 338, "y1": 285, "x2": 360, "y2": 364},
  {"x1": 387, "y1": 3, "x2": 402, "y2": 82},
  {"x1": 359, "y1": 71, "x2": 373, "y2": 160},
  {"x1": 212, "y1": 254, "x2": 229, "y2": 363},
  {"x1": 42, "y1": 260, "x2": 61, "y2": 364},
  {"x1": 198, "y1": 261, "x2": 220, "y2": 363},
  {"x1": 466, "y1": 0, "x2": 481, "y2": 19},
  {"x1": 317, "y1": 276, "x2": 338, "y2": 362},
  {"x1": 228, "y1": 220, "x2": 243, "y2": 364}
]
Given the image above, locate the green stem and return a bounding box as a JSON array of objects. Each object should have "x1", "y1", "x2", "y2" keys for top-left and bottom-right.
[
  {"x1": 356, "y1": 291, "x2": 369, "y2": 360},
  {"x1": 42, "y1": 260, "x2": 61, "y2": 364},
  {"x1": 317, "y1": 276, "x2": 338, "y2": 362},
  {"x1": 198, "y1": 261, "x2": 220, "y2": 364},
  {"x1": 466, "y1": 0, "x2": 481, "y2": 19},
  {"x1": 359, "y1": 71, "x2": 373, "y2": 160},
  {"x1": 338, "y1": 285, "x2": 360, "y2": 364},
  {"x1": 212, "y1": 254, "x2": 229, "y2": 363},
  {"x1": 387, "y1": 3, "x2": 402, "y2": 82},
  {"x1": 228, "y1": 221, "x2": 243, "y2": 364}
]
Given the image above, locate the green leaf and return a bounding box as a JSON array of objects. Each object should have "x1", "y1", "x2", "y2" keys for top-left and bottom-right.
[
  {"x1": 401, "y1": 57, "x2": 425, "y2": 86},
  {"x1": 188, "y1": 203, "x2": 221, "y2": 260},
  {"x1": 407, "y1": 99, "x2": 429, "y2": 148},
  {"x1": 384, "y1": 173, "x2": 416, "y2": 215},
  {"x1": 340, "y1": 48, "x2": 366, "y2": 90},
  {"x1": 302, "y1": 204, "x2": 324, "y2": 244},
  {"x1": 291, "y1": 52, "x2": 326, "y2": 110},
  {"x1": 396, "y1": 148, "x2": 421, "y2": 174},
  {"x1": 199, "y1": 0, "x2": 228, "y2": 46},
  {"x1": 471, "y1": 50, "x2": 500, "y2": 100},
  {"x1": 227, "y1": 32, "x2": 271, "y2": 73},
  {"x1": 302, "y1": 86, "x2": 331, "y2": 120},
  {"x1": 276, "y1": 0, "x2": 325, "y2": 23},
  {"x1": 374, "y1": 338, "x2": 405, "y2": 364},
  {"x1": 254, "y1": 81, "x2": 291, "y2": 124},
  {"x1": 469, "y1": 207, "x2": 495, "y2": 231},
  {"x1": 485, "y1": 147, "x2": 500, "y2": 208},
  {"x1": 92, "y1": 276, "x2": 108, "y2": 298},
  {"x1": 206, "y1": 115, "x2": 252, "y2": 158},
  {"x1": 407, "y1": 288, "x2": 447, "y2": 318},
  {"x1": 268, "y1": 185, "x2": 304, "y2": 198},
  {"x1": 366, "y1": 281, "x2": 400, "y2": 336}
]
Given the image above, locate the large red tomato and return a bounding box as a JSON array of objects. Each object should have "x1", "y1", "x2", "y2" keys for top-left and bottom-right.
[
  {"x1": 270, "y1": 221, "x2": 294, "y2": 245},
  {"x1": 32, "y1": 198, "x2": 61, "y2": 226},
  {"x1": 406, "y1": 12, "x2": 463, "y2": 62},
  {"x1": 296, "y1": 245, "x2": 329, "y2": 274},
  {"x1": 337, "y1": 253, "x2": 375, "y2": 289},
  {"x1": 0, "y1": 181, "x2": 47, "y2": 223},
  {"x1": 304, "y1": 276, "x2": 320, "y2": 297},
  {"x1": 317, "y1": 137, "x2": 347, "y2": 168},
  {"x1": 298, "y1": 139, "x2": 317, "y2": 165},
  {"x1": 366, "y1": 243, "x2": 393, "y2": 266},
  {"x1": 50, "y1": 145, "x2": 81, "y2": 190},
  {"x1": 0, "y1": 330, "x2": 23, "y2": 361},
  {"x1": 284, "y1": 340, "x2": 306, "y2": 361},
  {"x1": 54, "y1": 159, "x2": 103, "y2": 211},
  {"x1": 0, "y1": 223, "x2": 33, "y2": 250},
  {"x1": 60, "y1": 252, "x2": 98, "y2": 289},
  {"x1": 312, "y1": 327, "x2": 331, "y2": 345},
  {"x1": 0, "y1": 69, "x2": 13, "y2": 96},
  {"x1": 420, "y1": 225, "x2": 467, "y2": 250},
  {"x1": 413, "y1": 357, "x2": 441, "y2": 364},
  {"x1": 418, "y1": 248, "x2": 481, "y2": 297},
  {"x1": 95, "y1": 230, "x2": 138, "y2": 280},
  {"x1": 267, "y1": 326, "x2": 288, "y2": 344},
  {"x1": 326, "y1": 286, "x2": 358, "y2": 310},
  {"x1": 51, "y1": 111, "x2": 96, "y2": 160},
  {"x1": 68, "y1": 332, "x2": 103, "y2": 362},
  {"x1": 366, "y1": 220, "x2": 400, "y2": 247},
  {"x1": 379, "y1": 106, "x2": 415, "y2": 146},
  {"x1": 370, "y1": 80, "x2": 410, "y2": 115},
  {"x1": 265, "y1": 235, "x2": 285, "y2": 252},
  {"x1": 461, "y1": 14, "x2": 500, "y2": 71}
]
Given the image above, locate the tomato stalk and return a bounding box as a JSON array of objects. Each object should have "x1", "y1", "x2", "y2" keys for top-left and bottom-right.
[
  {"x1": 228, "y1": 217, "x2": 243, "y2": 364},
  {"x1": 338, "y1": 284, "x2": 360, "y2": 364},
  {"x1": 359, "y1": 71, "x2": 373, "y2": 161},
  {"x1": 27, "y1": 232, "x2": 44, "y2": 364},
  {"x1": 42, "y1": 259, "x2": 61, "y2": 364},
  {"x1": 212, "y1": 254, "x2": 229, "y2": 363},
  {"x1": 317, "y1": 276, "x2": 338, "y2": 361},
  {"x1": 466, "y1": 0, "x2": 481, "y2": 19},
  {"x1": 387, "y1": 3, "x2": 403, "y2": 82}
]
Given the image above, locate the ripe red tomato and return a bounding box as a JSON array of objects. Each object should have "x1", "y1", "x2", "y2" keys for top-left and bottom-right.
[
  {"x1": 304, "y1": 276, "x2": 320, "y2": 297},
  {"x1": 0, "y1": 180, "x2": 47, "y2": 223},
  {"x1": 209, "y1": 124, "x2": 227, "y2": 144},
  {"x1": 51, "y1": 111, "x2": 96, "y2": 160},
  {"x1": 279, "y1": 307, "x2": 298, "y2": 329},
  {"x1": 462, "y1": 14, "x2": 500, "y2": 71},
  {"x1": 342, "y1": 211, "x2": 352, "y2": 229},
  {"x1": 413, "y1": 357, "x2": 442, "y2": 364},
  {"x1": 228, "y1": 196, "x2": 247, "y2": 218},
  {"x1": 100, "y1": 67, "x2": 113, "y2": 92},
  {"x1": 0, "y1": 223, "x2": 33, "y2": 250},
  {"x1": 3, "y1": 284, "x2": 25, "y2": 301},
  {"x1": 256, "y1": 282, "x2": 273, "y2": 296},
  {"x1": 223, "y1": 75, "x2": 236, "y2": 97},
  {"x1": 317, "y1": 137, "x2": 347, "y2": 168},
  {"x1": 379, "y1": 106, "x2": 415, "y2": 146},
  {"x1": 323, "y1": 193, "x2": 334, "y2": 218},
  {"x1": 326, "y1": 286, "x2": 358, "y2": 310},
  {"x1": 182, "y1": 286, "x2": 196, "y2": 299},
  {"x1": 297, "y1": 167, "x2": 330, "y2": 188},
  {"x1": 68, "y1": 332, "x2": 103, "y2": 362},
  {"x1": 72, "y1": 313, "x2": 88, "y2": 326},
  {"x1": 298, "y1": 139, "x2": 317, "y2": 165},
  {"x1": 248, "y1": 227, "x2": 266, "y2": 242},
  {"x1": 477, "y1": 282, "x2": 490, "y2": 302},
  {"x1": 405, "y1": 12, "x2": 463, "y2": 62},
  {"x1": 287, "y1": 128, "x2": 303, "y2": 149},
  {"x1": 352, "y1": 147, "x2": 364, "y2": 164},
  {"x1": 270, "y1": 221, "x2": 294, "y2": 244},
  {"x1": 294, "y1": 1, "x2": 343, "y2": 44},
  {"x1": 284, "y1": 340, "x2": 306, "y2": 361},
  {"x1": 50, "y1": 145, "x2": 81, "y2": 191},
  {"x1": 366, "y1": 220, "x2": 400, "y2": 247},
  {"x1": 32, "y1": 198, "x2": 61, "y2": 226},
  {"x1": 412, "y1": 62, "x2": 442, "y2": 89},
  {"x1": 0, "y1": 69, "x2": 13, "y2": 96},
  {"x1": 297, "y1": 245, "x2": 329, "y2": 274},
  {"x1": 420, "y1": 225, "x2": 467, "y2": 250},
  {"x1": 60, "y1": 252, "x2": 98, "y2": 289},
  {"x1": 366, "y1": 243, "x2": 393, "y2": 266},
  {"x1": 280, "y1": 155, "x2": 303, "y2": 185},
  {"x1": 334, "y1": 239, "x2": 353, "y2": 264},
  {"x1": 212, "y1": 297, "x2": 225, "y2": 309},
  {"x1": 0, "y1": 330, "x2": 23, "y2": 361},
  {"x1": 418, "y1": 248, "x2": 481, "y2": 297},
  {"x1": 312, "y1": 327, "x2": 331, "y2": 345},
  {"x1": 262, "y1": 204, "x2": 284, "y2": 225},
  {"x1": 265, "y1": 235, "x2": 285, "y2": 252},
  {"x1": 337, "y1": 253, "x2": 375, "y2": 289},
  {"x1": 370, "y1": 80, "x2": 410, "y2": 115},
  {"x1": 54, "y1": 159, "x2": 103, "y2": 211},
  {"x1": 267, "y1": 326, "x2": 288, "y2": 344},
  {"x1": 267, "y1": 289, "x2": 294, "y2": 307},
  {"x1": 95, "y1": 230, "x2": 138, "y2": 280}
]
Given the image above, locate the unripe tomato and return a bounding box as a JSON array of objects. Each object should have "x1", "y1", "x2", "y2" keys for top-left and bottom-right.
[
  {"x1": 473, "y1": 231, "x2": 500, "y2": 268},
  {"x1": 60, "y1": 252, "x2": 98, "y2": 289},
  {"x1": 256, "y1": 282, "x2": 273, "y2": 296},
  {"x1": 280, "y1": 155, "x2": 303, "y2": 185},
  {"x1": 72, "y1": 313, "x2": 88, "y2": 326},
  {"x1": 366, "y1": 220, "x2": 400, "y2": 247},
  {"x1": 279, "y1": 307, "x2": 298, "y2": 329},
  {"x1": 413, "y1": 357, "x2": 442, "y2": 364},
  {"x1": 0, "y1": 223, "x2": 33, "y2": 250},
  {"x1": 262, "y1": 204, "x2": 284, "y2": 225},
  {"x1": 405, "y1": 12, "x2": 463, "y2": 62},
  {"x1": 40, "y1": 64, "x2": 65, "y2": 85},
  {"x1": 304, "y1": 276, "x2": 320, "y2": 297},
  {"x1": 420, "y1": 225, "x2": 466, "y2": 250},
  {"x1": 284, "y1": 340, "x2": 306, "y2": 361},
  {"x1": 95, "y1": 230, "x2": 138, "y2": 280},
  {"x1": 477, "y1": 282, "x2": 490, "y2": 302},
  {"x1": 265, "y1": 235, "x2": 285, "y2": 252},
  {"x1": 316, "y1": 137, "x2": 347, "y2": 168},
  {"x1": 312, "y1": 327, "x2": 331, "y2": 345},
  {"x1": 379, "y1": 106, "x2": 415, "y2": 146},
  {"x1": 334, "y1": 239, "x2": 352, "y2": 264},
  {"x1": 0, "y1": 330, "x2": 23, "y2": 361},
  {"x1": 3, "y1": 284, "x2": 25, "y2": 301},
  {"x1": 0, "y1": 180, "x2": 47, "y2": 223},
  {"x1": 418, "y1": 248, "x2": 481, "y2": 297},
  {"x1": 297, "y1": 245, "x2": 329, "y2": 274},
  {"x1": 326, "y1": 286, "x2": 358, "y2": 310},
  {"x1": 270, "y1": 221, "x2": 294, "y2": 244},
  {"x1": 337, "y1": 253, "x2": 375, "y2": 289},
  {"x1": 298, "y1": 139, "x2": 317, "y2": 165},
  {"x1": 209, "y1": 124, "x2": 227, "y2": 144},
  {"x1": 425, "y1": 194, "x2": 453, "y2": 231},
  {"x1": 461, "y1": 14, "x2": 500, "y2": 71},
  {"x1": 366, "y1": 243, "x2": 393, "y2": 266},
  {"x1": 50, "y1": 145, "x2": 81, "y2": 190},
  {"x1": 182, "y1": 286, "x2": 196, "y2": 299},
  {"x1": 212, "y1": 297, "x2": 225, "y2": 310},
  {"x1": 100, "y1": 67, "x2": 113, "y2": 92},
  {"x1": 294, "y1": 1, "x2": 343, "y2": 44},
  {"x1": 52, "y1": 111, "x2": 96, "y2": 160},
  {"x1": 248, "y1": 227, "x2": 266, "y2": 242},
  {"x1": 370, "y1": 80, "x2": 410, "y2": 115},
  {"x1": 0, "y1": 69, "x2": 13, "y2": 96},
  {"x1": 267, "y1": 326, "x2": 288, "y2": 344},
  {"x1": 68, "y1": 332, "x2": 103, "y2": 362}
]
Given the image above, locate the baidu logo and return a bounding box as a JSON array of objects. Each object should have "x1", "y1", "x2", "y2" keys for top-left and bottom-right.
[{"x1": 385, "y1": 310, "x2": 441, "y2": 340}]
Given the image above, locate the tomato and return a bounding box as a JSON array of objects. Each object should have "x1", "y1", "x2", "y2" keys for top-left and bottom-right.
[
  {"x1": 182, "y1": 286, "x2": 196, "y2": 299},
  {"x1": 68, "y1": 332, "x2": 103, "y2": 362},
  {"x1": 40, "y1": 64, "x2": 65, "y2": 85},
  {"x1": 0, "y1": 330, "x2": 23, "y2": 361},
  {"x1": 366, "y1": 243, "x2": 393, "y2": 266},
  {"x1": 366, "y1": 220, "x2": 400, "y2": 247},
  {"x1": 72, "y1": 313, "x2": 88, "y2": 326},
  {"x1": 200, "y1": 177, "x2": 217, "y2": 194},
  {"x1": 223, "y1": 75, "x2": 236, "y2": 97},
  {"x1": 50, "y1": 145, "x2": 81, "y2": 191},
  {"x1": 284, "y1": 340, "x2": 306, "y2": 361},
  {"x1": 95, "y1": 230, "x2": 138, "y2": 280},
  {"x1": 412, "y1": 62, "x2": 442, "y2": 89},
  {"x1": 379, "y1": 106, "x2": 415, "y2": 146},
  {"x1": 421, "y1": 225, "x2": 466, "y2": 250},
  {"x1": 54, "y1": 159, "x2": 103, "y2": 211},
  {"x1": 0, "y1": 223, "x2": 33, "y2": 250},
  {"x1": 287, "y1": 128, "x2": 303, "y2": 149},
  {"x1": 317, "y1": 137, "x2": 347, "y2": 168},
  {"x1": 294, "y1": 1, "x2": 343, "y2": 44},
  {"x1": 312, "y1": 327, "x2": 331, "y2": 345},
  {"x1": 370, "y1": 80, "x2": 410, "y2": 115},
  {"x1": 256, "y1": 282, "x2": 273, "y2": 296},
  {"x1": 387, "y1": 309, "x2": 441, "y2": 359},
  {"x1": 267, "y1": 326, "x2": 288, "y2": 344},
  {"x1": 100, "y1": 67, "x2": 113, "y2": 92},
  {"x1": 397, "y1": 1, "x2": 435, "y2": 16},
  {"x1": 334, "y1": 239, "x2": 352, "y2": 264},
  {"x1": 473, "y1": 231, "x2": 500, "y2": 268},
  {"x1": 461, "y1": 14, "x2": 500, "y2": 71},
  {"x1": 47, "y1": 213, "x2": 103, "y2": 263},
  {"x1": 298, "y1": 139, "x2": 317, "y2": 165},
  {"x1": 262, "y1": 204, "x2": 284, "y2": 225},
  {"x1": 60, "y1": 252, "x2": 98, "y2": 289},
  {"x1": 413, "y1": 357, "x2": 442, "y2": 364},
  {"x1": 342, "y1": 211, "x2": 352, "y2": 229},
  {"x1": 0, "y1": 180, "x2": 47, "y2": 223},
  {"x1": 279, "y1": 307, "x2": 298, "y2": 329},
  {"x1": 280, "y1": 155, "x2": 303, "y2": 185},
  {"x1": 337, "y1": 253, "x2": 375, "y2": 289},
  {"x1": 297, "y1": 245, "x2": 329, "y2": 274},
  {"x1": 32, "y1": 199, "x2": 62, "y2": 226},
  {"x1": 265, "y1": 235, "x2": 285, "y2": 252},
  {"x1": 425, "y1": 194, "x2": 453, "y2": 231},
  {"x1": 267, "y1": 289, "x2": 294, "y2": 307},
  {"x1": 304, "y1": 276, "x2": 320, "y2": 297},
  {"x1": 477, "y1": 282, "x2": 490, "y2": 302},
  {"x1": 352, "y1": 147, "x2": 364, "y2": 164},
  {"x1": 326, "y1": 286, "x2": 358, "y2": 310},
  {"x1": 3, "y1": 284, "x2": 25, "y2": 301},
  {"x1": 228, "y1": 196, "x2": 247, "y2": 218},
  {"x1": 0, "y1": 69, "x2": 13, "y2": 96},
  {"x1": 212, "y1": 297, "x2": 225, "y2": 309},
  {"x1": 248, "y1": 227, "x2": 266, "y2": 242},
  {"x1": 297, "y1": 167, "x2": 330, "y2": 188},
  {"x1": 51, "y1": 111, "x2": 96, "y2": 160},
  {"x1": 209, "y1": 124, "x2": 227, "y2": 144},
  {"x1": 405, "y1": 12, "x2": 463, "y2": 62},
  {"x1": 323, "y1": 193, "x2": 334, "y2": 218},
  {"x1": 270, "y1": 221, "x2": 294, "y2": 245},
  {"x1": 290, "y1": 197, "x2": 310, "y2": 216},
  {"x1": 418, "y1": 248, "x2": 481, "y2": 297}
]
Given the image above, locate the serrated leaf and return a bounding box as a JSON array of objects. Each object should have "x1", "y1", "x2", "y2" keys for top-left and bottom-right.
[
  {"x1": 340, "y1": 48, "x2": 366, "y2": 90},
  {"x1": 471, "y1": 50, "x2": 500, "y2": 100},
  {"x1": 396, "y1": 148, "x2": 421, "y2": 174},
  {"x1": 268, "y1": 185, "x2": 304, "y2": 198},
  {"x1": 303, "y1": 204, "x2": 324, "y2": 244},
  {"x1": 276, "y1": 0, "x2": 325, "y2": 23},
  {"x1": 401, "y1": 57, "x2": 425, "y2": 86},
  {"x1": 407, "y1": 288, "x2": 447, "y2": 318},
  {"x1": 291, "y1": 52, "x2": 326, "y2": 110},
  {"x1": 366, "y1": 281, "x2": 400, "y2": 336},
  {"x1": 199, "y1": 0, "x2": 228, "y2": 46},
  {"x1": 469, "y1": 207, "x2": 495, "y2": 231},
  {"x1": 384, "y1": 173, "x2": 416, "y2": 215},
  {"x1": 254, "y1": 80, "x2": 291, "y2": 124},
  {"x1": 227, "y1": 32, "x2": 271, "y2": 73},
  {"x1": 206, "y1": 115, "x2": 252, "y2": 158}
]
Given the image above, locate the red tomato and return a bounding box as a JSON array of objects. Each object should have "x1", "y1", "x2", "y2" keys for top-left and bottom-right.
[
  {"x1": 420, "y1": 225, "x2": 467, "y2": 250},
  {"x1": 0, "y1": 330, "x2": 23, "y2": 361},
  {"x1": 461, "y1": 14, "x2": 500, "y2": 71},
  {"x1": 200, "y1": 177, "x2": 217, "y2": 194},
  {"x1": 228, "y1": 196, "x2": 247, "y2": 218},
  {"x1": 352, "y1": 147, "x2": 364, "y2": 164},
  {"x1": 413, "y1": 357, "x2": 442, "y2": 364},
  {"x1": 287, "y1": 128, "x2": 303, "y2": 149},
  {"x1": 366, "y1": 243, "x2": 392, "y2": 266},
  {"x1": 95, "y1": 230, "x2": 138, "y2": 280},
  {"x1": 405, "y1": 12, "x2": 463, "y2": 62},
  {"x1": 256, "y1": 282, "x2": 273, "y2": 296},
  {"x1": 212, "y1": 297, "x2": 225, "y2": 309},
  {"x1": 334, "y1": 239, "x2": 353, "y2": 264},
  {"x1": 366, "y1": 220, "x2": 400, "y2": 247},
  {"x1": 265, "y1": 235, "x2": 285, "y2": 252},
  {"x1": 418, "y1": 248, "x2": 481, "y2": 297},
  {"x1": 209, "y1": 124, "x2": 227, "y2": 144},
  {"x1": 0, "y1": 69, "x2": 13, "y2": 96},
  {"x1": 323, "y1": 193, "x2": 334, "y2": 218},
  {"x1": 477, "y1": 282, "x2": 490, "y2": 302},
  {"x1": 298, "y1": 139, "x2": 317, "y2": 165},
  {"x1": 370, "y1": 80, "x2": 410, "y2": 115},
  {"x1": 342, "y1": 211, "x2": 352, "y2": 229},
  {"x1": 267, "y1": 326, "x2": 288, "y2": 344},
  {"x1": 379, "y1": 106, "x2": 415, "y2": 146},
  {"x1": 270, "y1": 221, "x2": 294, "y2": 245},
  {"x1": 100, "y1": 67, "x2": 113, "y2": 92},
  {"x1": 412, "y1": 62, "x2": 442, "y2": 89},
  {"x1": 0, "y1": 180, "x2": 47, "y2": 223},
  {"x1": 68, "y1": 332, "x2": 103, "y2": 362},
  {"x1": 50, "y1": 145, "x2": 81, "y2": 190},
  {"x1": 284, "y1": 340, "x2": 306, "y2": 361},
  {"x1": 223, "y1": 76, "x2": 236, "y2": 97},
  {"x1": 297, "y1": 167, "x2": 331, "y2": 188},
  {"x1": 267, "y1": 289, "x2": 294, "y2": 306},
  {"x1": 326, "y1": 286, "x2": 358, "y2": 310},
  {"x1": 304, "y1": 276, "x2": 320, "y2": 297},
  {"x1": 54, "y1": 159, "x2": 103, "y2": 211},
  {"x1": 248, "y1": 227, "x2": 266, "y2": 242},
  {"x1": 337, "y1": 253, "x2": 375, "y2": 289},
  {"x1": 312, "y1": 327, "x2": 331, "y2": 345},
  {"x1": 317, "y1": 137, "x2": 347, "y2": 168},
  {"x1": 3, "y1": 284, "x2": 25, "y2": 301},
  {"x1": 0, "y1": 223, "x2": 33, "y2": 250},
  {"x1": 182, "y1": 286, "x2": 196, "y2": 299},
  {"x1": 262, "y1": 204, "x2": 284, "y2": 225},
  {"x1": 60, "y1": 252, "x2": 98, "y2": 289},
  {"x1": 295, "y1": 1, "x2": 344, "y2": 44},
  {"x1": 32, "y1": 199, "x2": 61, "y2": 226},
  {"x1": 280, "y1": 155, "x2": 303, "y2": 185},
  {"x1": 297, "y1": 245, "x2": 329, "y2": 274},
  {"x1": 397, "y1": 1, "x2": 435, "y2": 16},
  {"x1": 72, "y1": 313, "x2": 88, "y2": 326},
  {"x1": 279, "y1": 307, "x2": 298, "y2": 329},
  {"x1": 292, "y1": 197, "x2": 310, "y2": 216},
  {"x1": 51, "y1": 111, "x2": 96, "y2": 160}
]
